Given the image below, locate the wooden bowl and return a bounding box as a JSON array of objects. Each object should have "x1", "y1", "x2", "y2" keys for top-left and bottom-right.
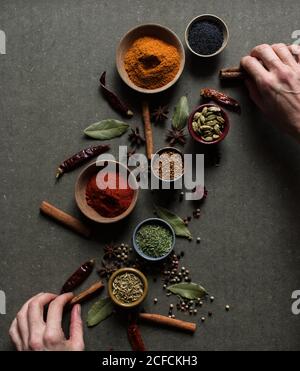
[
  {"x1": 116, "y1": 24, "x2": 186, "y2": 94},
  {"x1": 188, "y1": 104, "x2": 230, "y2": 145},
  {"x1": 75, "y1": 161, "x2": 139, "y2": 224},
  {"x1": 108, "y1": 268, "x2": 148, "y2": 309}
]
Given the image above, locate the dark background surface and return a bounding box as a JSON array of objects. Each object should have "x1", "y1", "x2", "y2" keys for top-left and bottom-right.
[{"x1": 0, "y1": 0, "x2": 300, "y2": 351}]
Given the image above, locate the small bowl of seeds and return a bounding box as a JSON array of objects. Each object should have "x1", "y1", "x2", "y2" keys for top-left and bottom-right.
[
  {"x1": 188, "y1": 104, "x2": 230, "y2": 145},
  {"x1": 185, "y1": 14, "x2": 229, "y2": 58},
  {"x1": 133, "y1": 218, "x2": 176, "y2": 262},
  {"x1": 108, "y1": 268, "x2": 148, "y2": 309},
  {"x1": 151, "y1": 147, "x2": 184, "y2": 185}
]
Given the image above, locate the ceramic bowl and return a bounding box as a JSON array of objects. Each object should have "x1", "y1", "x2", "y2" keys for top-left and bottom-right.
[
  {"x1": 75, "y1": 160, "x2": 139, "y2": 224},
  {"x1": 116, "y1": 24, "x2": 185, "y2": 94},
  {"x1": 185, "y1": 14, "x2": 229, "y2": 58},
  {"x1": 108, "y1": 268, "x2": 148, "y2": 309},
  {"x1": 133, "y1": 218, "x2": 176, "y2": 262},
  {"x1": 188, "y1": 104, "x2": 230, "y2": 145},
  {"x1": 151, "y1": 146, "x2": 185, "y2": 185}
]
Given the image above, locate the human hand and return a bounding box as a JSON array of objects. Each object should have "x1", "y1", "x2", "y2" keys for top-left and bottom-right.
[
  {"x1": 241, "y1": 44, "x2": 300, "y2": 142},
  {"x1": 9, "y1": 293, "x2": 85, "y2": 351}
]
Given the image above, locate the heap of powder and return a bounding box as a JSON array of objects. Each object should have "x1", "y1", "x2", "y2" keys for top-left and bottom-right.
[
  {"x1": 124, "y1": 37, "x2": 180, "y2": 90},
  {"x1": 188, "y1": 20, "x2": 224, "y2": 55},
  {"x1": 86, "y1": 172, "x2": 134, "y2": 218}
]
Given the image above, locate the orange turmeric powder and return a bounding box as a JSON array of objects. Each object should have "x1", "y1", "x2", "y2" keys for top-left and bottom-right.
[{"x1": 124, "y1": 37, "x2": 181, "y2": 90}]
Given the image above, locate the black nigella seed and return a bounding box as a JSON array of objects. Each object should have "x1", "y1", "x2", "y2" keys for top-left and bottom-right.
[{"x1": 188, "y1": 20, "x2": 224, "y2": 56}]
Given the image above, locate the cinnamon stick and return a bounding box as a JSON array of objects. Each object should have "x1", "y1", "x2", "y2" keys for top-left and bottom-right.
[
  {"x1": 142, "y1": 101, "x2": 154, "y2": 161},
  {"x1": 219, "y1": 67, "x2": 246, "y2": 81},
  {"x1": 70, "y1": 281, "x2": 104, "y2": 306},
  {"x1": 40, "y1": 201, "x2": 91, "y2": 238},
  {"x1": 138, "y1": 313, "x2": 197, "y2": 334}
]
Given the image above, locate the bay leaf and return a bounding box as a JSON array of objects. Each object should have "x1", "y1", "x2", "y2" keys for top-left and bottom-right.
[
  {"x1": 84, "y1": 119, "x2": 129, "y2": 140},
  {"x1": 155, "y1": 206, "x2": 192, "y2": 239},
  {"x1": 167, "y1": 283, "x2": 208, "y2": 300},
  {"x1": 172, "y1": 96, "x2": 189, "y2": 130},
  {"x1": 87, "y1": 297, "x2": 114, "y2": 328}
]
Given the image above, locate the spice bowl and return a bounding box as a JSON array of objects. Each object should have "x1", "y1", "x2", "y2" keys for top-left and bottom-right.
[
  {"x1": 185, "y1": 14, "x2": 229, "y2": 58},
  {"x1": 116, "y1": 24, "x2": 185, "y2": 94},
  {"x1": 133, "y1": 218, "x2": 176, "y2": 262},
  {"x1": 188, "y1": 104, "x2": 230, "y2": 145},
  {"x1": 108, "y1": 268, "x2": 148, "y2": 309},
  {"x1": 151, "y1": 147, "x2": 185, "y2": 188},
  {"x1": 75, "y1": 160, "x2": 139, "y2": 224}
]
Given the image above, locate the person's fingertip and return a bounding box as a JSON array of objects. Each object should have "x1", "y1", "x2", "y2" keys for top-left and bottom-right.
[
  {"x1": 240, "y1": 56, "x2": 250, "y2": 67},
  {"x1": 62, "y1": 292, "x2": 74, "y2": 299},
  {"x1": 76, "y1": 304, "x2": 81, "y2": 316}
]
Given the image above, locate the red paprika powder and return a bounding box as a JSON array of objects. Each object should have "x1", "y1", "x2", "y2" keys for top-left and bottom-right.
[{"x1": 86, "y1": 172, "x2": 134, "y2": 218}]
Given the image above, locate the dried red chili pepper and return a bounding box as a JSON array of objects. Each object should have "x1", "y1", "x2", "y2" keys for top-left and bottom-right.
[
  {"x1": 100, "y1": 72, "x2": 133, "y2": 118},
  {"x1": 127, "y1": 321, "x2": 146, "y2": 352},
  {"x1": 61, "y1": 259, "x2": 95, "y2": 294},
  {"x1": 200, "y1": 88, "x2": 241, "y2": 113},
  {"x1": 56, "y1": 145, "x2": 110, "y2": 179}
]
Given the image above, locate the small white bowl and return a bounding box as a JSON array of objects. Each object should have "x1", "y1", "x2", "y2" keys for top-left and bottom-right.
[{"x1": 185, "y1": 14, "x2": 229, "y2": 58}]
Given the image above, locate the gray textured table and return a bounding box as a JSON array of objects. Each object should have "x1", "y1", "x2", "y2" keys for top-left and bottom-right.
[{"x1": 1, "y1": 0, "x2": 300, "y2": 351}]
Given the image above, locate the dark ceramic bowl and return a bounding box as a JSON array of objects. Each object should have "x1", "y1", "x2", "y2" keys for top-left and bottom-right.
[
  {"x1": 132, "y1": 218, "x2": 176, "y2": 262},
  {"x1": 188, "y1": 104, "x2": 230, "y2": 145},
  {"x1": 185, "y1": 14, "x2": 229, "y2": 58}
]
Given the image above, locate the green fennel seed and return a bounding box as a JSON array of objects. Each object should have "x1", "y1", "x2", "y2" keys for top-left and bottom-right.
[{"x1": 136, "y1": 223, "x2": 173, "y2": 258}]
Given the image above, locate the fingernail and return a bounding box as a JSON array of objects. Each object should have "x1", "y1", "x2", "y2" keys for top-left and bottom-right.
[{"x1": 77, "y1": 305, "x2": 81, "y2": 315}]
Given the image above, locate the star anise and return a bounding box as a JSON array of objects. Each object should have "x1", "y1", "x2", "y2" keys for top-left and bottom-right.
[
  {"x1": 103, "y1": 243, "x2": 118, "y2": 260},
  {"x1": 152, "y1": 105, "x2": 169, "y2": 123},
  {"x1": 128, "y1": 127, "x2": 145, "y2": 147},
  {"x1": 166, "y1": 128, "x2": 187, "y2": 146},
  {"x1": 97, "y1": 260, "x2": 118, "y2": 279}
]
